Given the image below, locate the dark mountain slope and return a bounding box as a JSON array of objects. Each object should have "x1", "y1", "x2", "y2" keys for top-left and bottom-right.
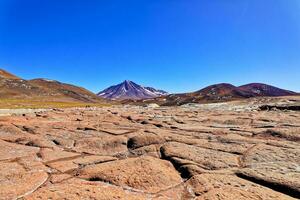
[
  {"x1": 98, "y1": 80, "x2": 168, "y2": 100},
  {"x1": 238, "y1": 83, "x2": 297, "y2": 97}
]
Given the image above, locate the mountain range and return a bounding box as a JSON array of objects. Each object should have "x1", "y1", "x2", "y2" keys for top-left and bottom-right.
[
  {"x1": 150, "y1": 83, "x2": 297, "y2": 106},
  {"x1": 0, "y1": 69, "x2": 298, "y2": 106}
]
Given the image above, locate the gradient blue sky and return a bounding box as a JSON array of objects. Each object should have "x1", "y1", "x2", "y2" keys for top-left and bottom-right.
[{"x1": 0, "y1": 0, "x2": 299, "y2": 93}]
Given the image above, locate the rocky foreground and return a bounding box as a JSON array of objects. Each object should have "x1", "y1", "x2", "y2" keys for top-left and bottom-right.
[{"x1": 0, "y1": 97, "x2": 299, "y2": 200}]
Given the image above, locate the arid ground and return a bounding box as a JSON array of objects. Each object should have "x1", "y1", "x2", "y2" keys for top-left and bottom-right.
[{"x1": 0, "y1": 96, "x2": 299, "y2": 200}]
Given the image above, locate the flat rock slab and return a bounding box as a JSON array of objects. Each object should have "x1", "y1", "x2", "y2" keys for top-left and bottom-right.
[
  {"x1": 77, "y1": 156, "x2": 182, "y2": 193},
  {"x1": 47, "y1": 155, "x2": 117, "y2": 173},
  {"x1": 39, "y1": 148, "x2": 80, "y2": 163},
  {"x1": 24, "y1": 178, "x2": 147, "y2": 200},
  {"x1": 73, "y1": 155, "x2": 117, "y2": 165},
  {"x1": 161, "y1": 142, "x2": 240, "y2": 170},
  {"x1": 188, "y1": 174, "x2": 296, "y2": 200},
  {"x1": 0, "y1": 139, "x2": 39, "y2": 161},
  {"x1": 242, "y1": 144, "x2": 300, "y2": 165},
  {"x1": 74, "y1": 136, "x2": 127, "y2": 155},
  {"x1": 238, "y1": 162, "x2": 300, "y2": 198},
  {"x1": 0, "y1": 161, "x2": 48, "y2": 200},
  {"x1": 240, "y1": 144, "x2": 300, "y2": 196}
]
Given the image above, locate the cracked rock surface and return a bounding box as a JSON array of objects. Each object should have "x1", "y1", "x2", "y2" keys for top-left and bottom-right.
[{"x1": 0, "y1": 97, "x2": 299, "y2": 199}]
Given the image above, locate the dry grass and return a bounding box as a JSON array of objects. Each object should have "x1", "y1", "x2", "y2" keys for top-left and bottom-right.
[{"x1": 0, "y1": 98, "x2": 112, "y2": 109}]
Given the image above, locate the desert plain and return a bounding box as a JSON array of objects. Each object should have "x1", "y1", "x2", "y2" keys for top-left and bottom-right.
[{"x1": 0, "y1": 96, "x2": 299, "y2": 200}]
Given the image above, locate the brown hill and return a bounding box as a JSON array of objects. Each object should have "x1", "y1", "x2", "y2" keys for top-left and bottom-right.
[
  {"x1": 138, "y1": 83, "x2": 298, "y2": 106},
  {"x1": 0, "y1": 69, "x2": 20, "y2": 79},
  {"x1": 0, "y1": 77, "x2": 45, "y2": 98},
  {"x1": 29, "y1": 79, "x2": 101, "y2": 102},
  {"x1": 238, "y1": 83, "x2": 297, "y2": 97},
  {"x1": 194, "y1": 83, "x2": 254, "y2": 100},
  {"x1": 153, "y1": 83, "x2": 253, "y2": 106},
  {"x1": 0, "y1": 69, "x2": 106, "y2": 105}
]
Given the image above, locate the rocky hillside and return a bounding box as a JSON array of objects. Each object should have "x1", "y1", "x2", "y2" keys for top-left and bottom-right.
[
  {"x1": 0, "y1": 69, "x2": 20, "y2": 79},
  {"x1": 0, "y1": 69, "x2": 104, "y2": 103}
]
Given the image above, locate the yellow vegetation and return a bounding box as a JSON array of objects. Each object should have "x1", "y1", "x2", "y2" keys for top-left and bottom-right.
[{"x1": 0, "y1": 98, "x2": 112, "y2": 109}]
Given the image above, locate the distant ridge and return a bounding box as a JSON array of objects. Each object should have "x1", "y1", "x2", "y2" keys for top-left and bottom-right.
[
  {"x1": 143, "y1": 83, "x2": 298, "y2": 106},
  {"x1": 98, "y1": 80, "x2": 168, "y2": 100}
]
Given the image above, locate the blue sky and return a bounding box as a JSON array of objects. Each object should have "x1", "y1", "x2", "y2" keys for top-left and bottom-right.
[{"x1": 0, "y1": 0, "x2": 299, "y2": 93}]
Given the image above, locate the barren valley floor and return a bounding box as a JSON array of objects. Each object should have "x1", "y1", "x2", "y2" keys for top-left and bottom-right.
[{"x1": 0, "y1": 97, "x2": 299, "y2": 200}]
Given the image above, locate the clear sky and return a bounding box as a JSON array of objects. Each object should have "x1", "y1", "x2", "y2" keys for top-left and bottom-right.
[{"x1": 0, "y1": 0, "x2": 299, "y2": 93}]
